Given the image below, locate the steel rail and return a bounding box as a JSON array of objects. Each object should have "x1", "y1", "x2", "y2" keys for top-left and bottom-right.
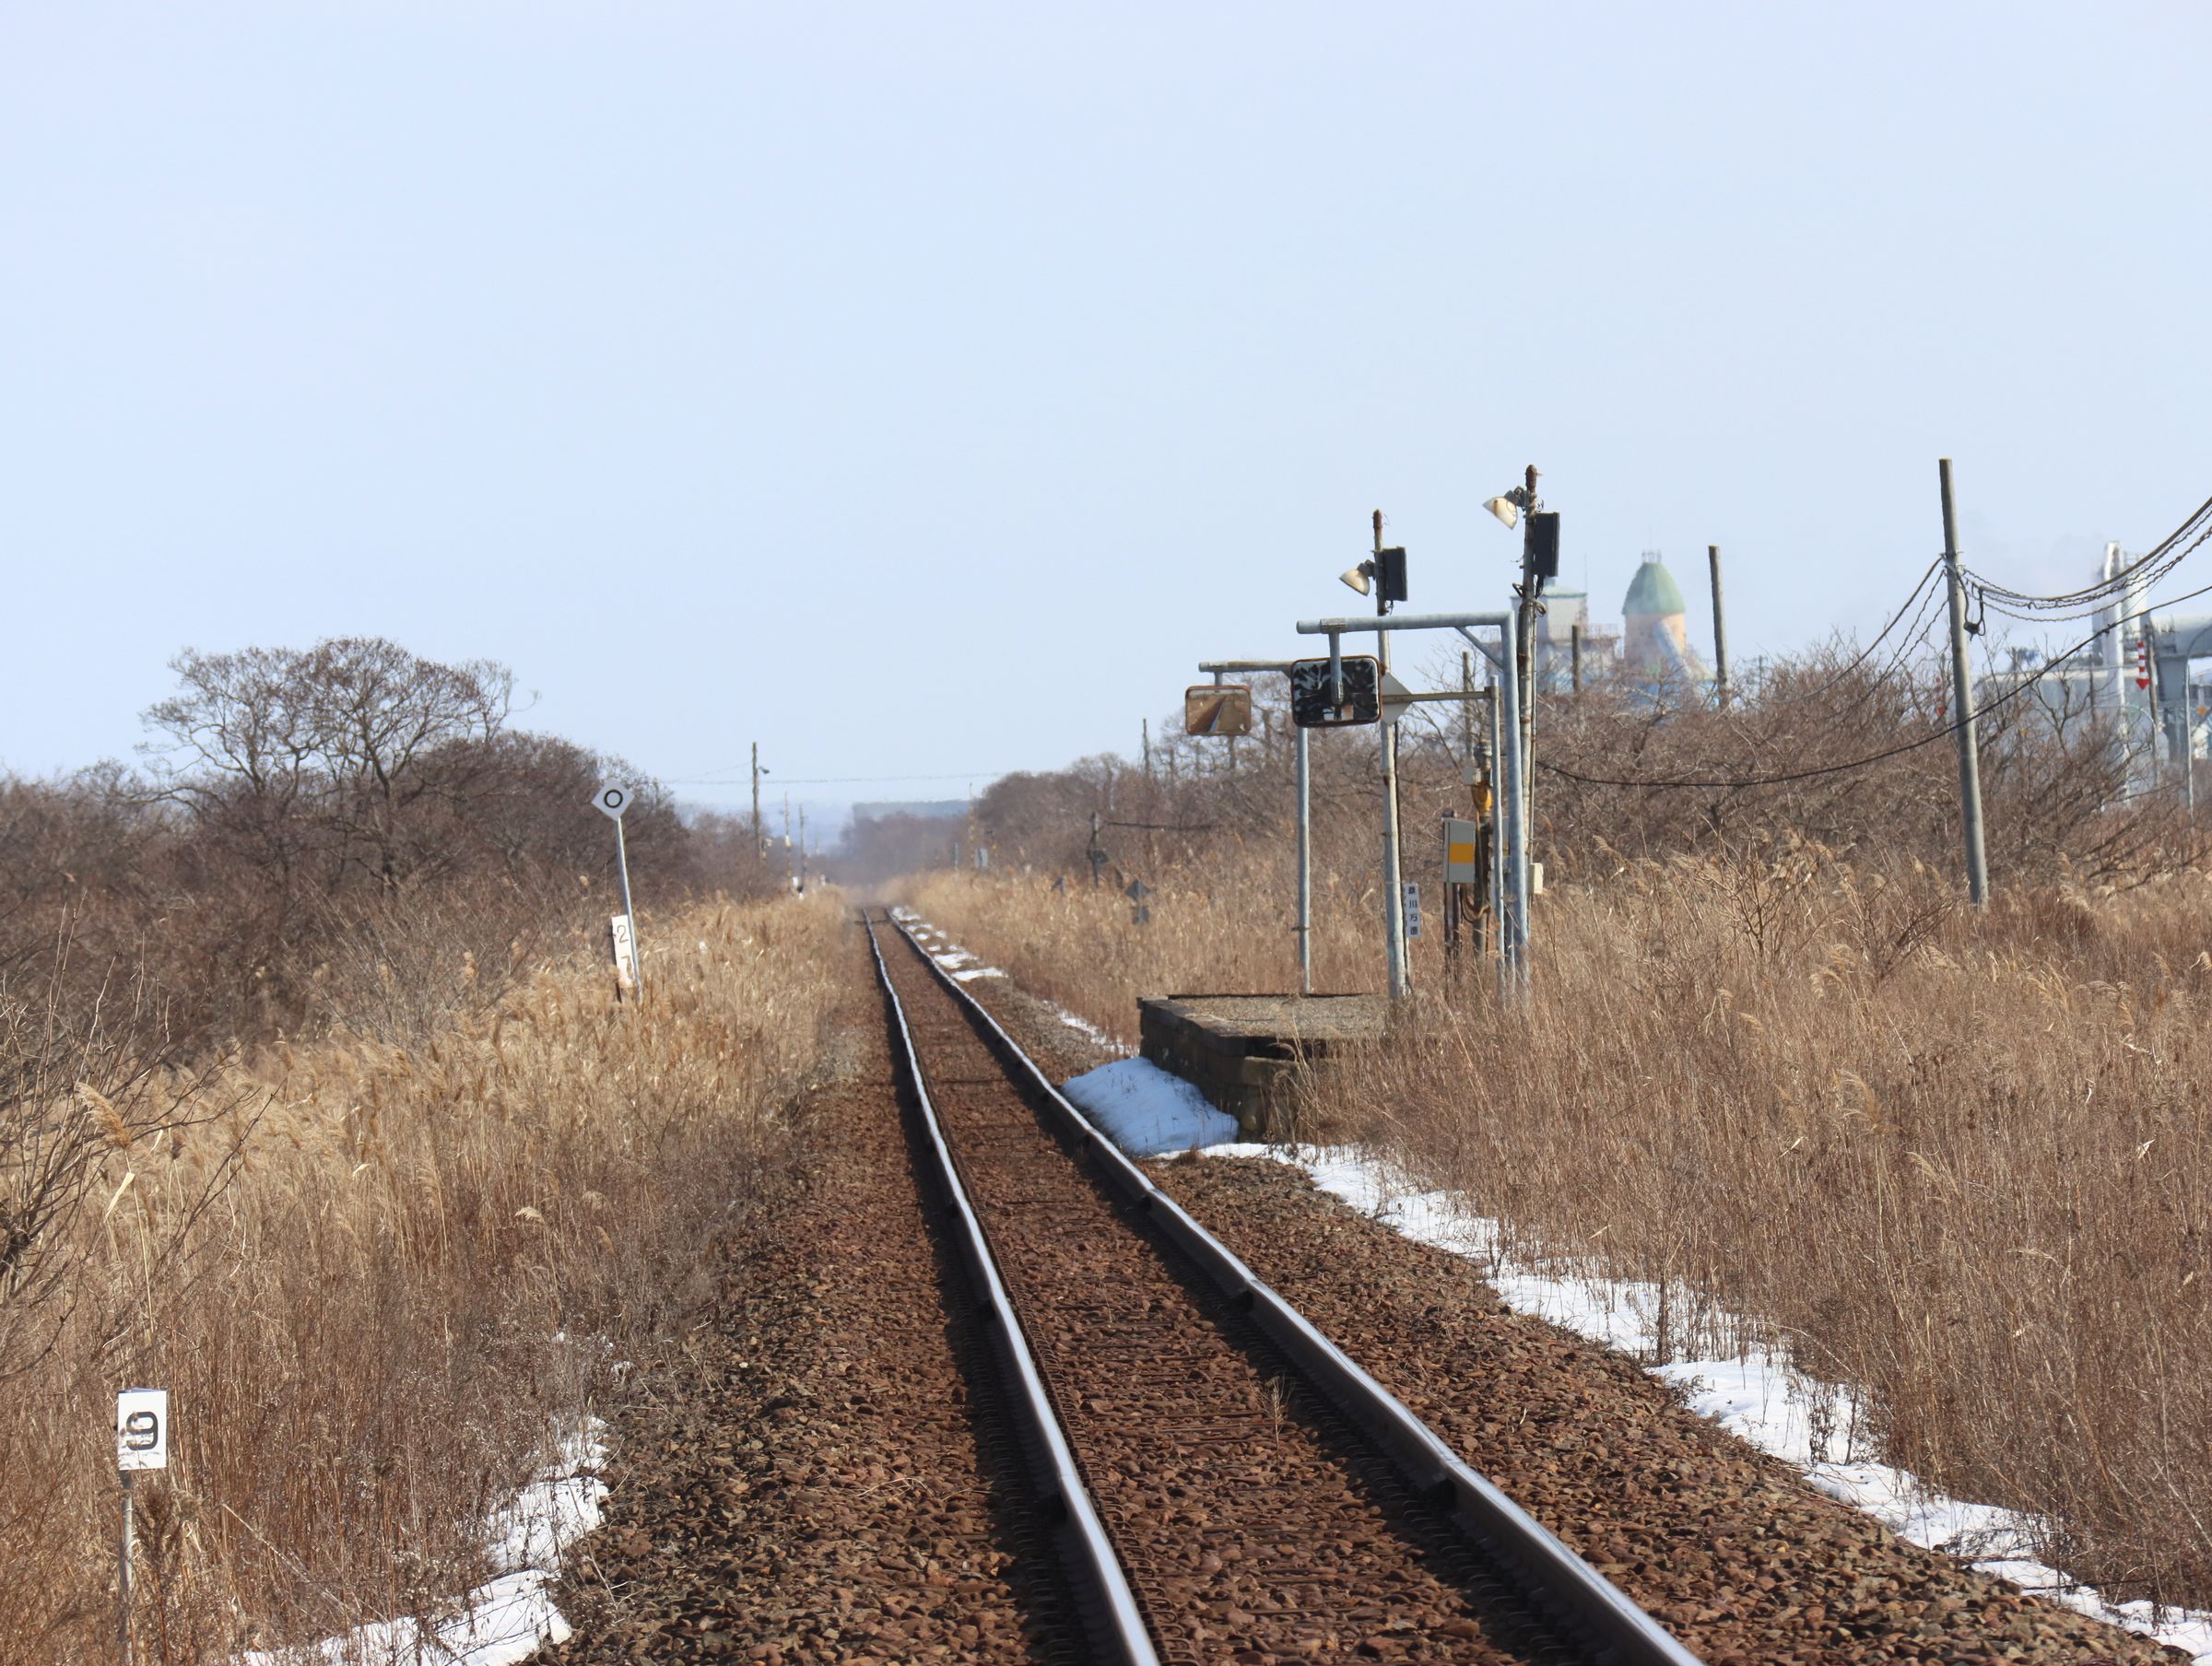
[
  {"x1": 888, "y1": 909, "x2": 1707, "y2": 1666},
  {"x1": 863, "y1": 919, "x2": 1160, "y2": 1666}
]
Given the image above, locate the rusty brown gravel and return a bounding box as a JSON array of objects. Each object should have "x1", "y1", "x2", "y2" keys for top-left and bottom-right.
[
  {"x1": 547, "y1": 924, "x2": 1075, "y2": 1665},
  {"x1": 1132, "y1": 1158, "x2": 2183, "y2": 1666}
]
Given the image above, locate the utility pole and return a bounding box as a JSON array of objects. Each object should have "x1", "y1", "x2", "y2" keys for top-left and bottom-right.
[
  {"x1": 1709, "y1": 545, "x2": 1732, "y2": 708},
  {"x1": 1570, "y1": 624, "x2": 1583, "y2": 698},
  {"x1": 750, "y1": 742, "x2": 763, "y2": 855},
  {"x1": 796, "y1": 804, "x2": 806, "y2": 896},
  {"x1": 1376, "y1": 510, "x2": 1408, "y2": 1000},
  {"x1": 1938, "y1": 458, "x2": 1990, "y2": 906}
]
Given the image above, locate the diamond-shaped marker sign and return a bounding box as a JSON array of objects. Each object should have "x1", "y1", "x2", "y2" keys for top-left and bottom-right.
[
  {"x1": 594, "y1": 783, "x2": 633, "y2": 820},
  {"x1": 1378, "y1": 671, "x2": 1418, "y2": 725}
]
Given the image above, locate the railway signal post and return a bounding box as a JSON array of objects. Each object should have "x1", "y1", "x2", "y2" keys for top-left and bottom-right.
[
  {"x1": 1196, "y1": 659, "x2": 1312, "y2": 994},
  {"x1": 1295, "y1": 608, "x2": 1529, "y2": 993},
  {"x1": 595, "y1": 782, "x2": 642, "y2": 992}
]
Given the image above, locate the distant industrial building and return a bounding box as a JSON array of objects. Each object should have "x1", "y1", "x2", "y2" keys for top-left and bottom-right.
[
  {"x1": 852, "y1": 800, "x2": 969, "y2": 825},
  {"x1": 1978, "y1": 542, "x2": 2212, "y2": 796}
]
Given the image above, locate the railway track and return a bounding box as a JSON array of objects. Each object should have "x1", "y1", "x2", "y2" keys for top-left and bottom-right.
[{"x1": 865, "y1": 909, "x2": 1702, "y2": 1666}]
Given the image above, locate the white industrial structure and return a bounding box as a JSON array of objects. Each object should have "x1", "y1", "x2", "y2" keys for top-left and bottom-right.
[{"x1": 1982, "y1": 542, "x2": 2208, "y2": 798}]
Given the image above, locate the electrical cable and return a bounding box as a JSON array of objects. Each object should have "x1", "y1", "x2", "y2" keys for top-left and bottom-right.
[
  {"x1": 1779, "y1": 566, "x2": 1951, "y2": 722},
  {"x1": 1965, "y1": 493, "x2": 2212, "y2": 617},
  {"x1": 1542, "y1": 569, "x2": 2212, "y2": 792},
  {"x1": 665, "y1": 769, "x2": 1013, "y2": 787}
]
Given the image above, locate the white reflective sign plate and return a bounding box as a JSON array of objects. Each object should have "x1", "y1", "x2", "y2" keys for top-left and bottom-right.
[
  {"x1": 117, "y1": 1389, "x2": 169, "y2": 1472},
  {"x1": 609, "y1": 913, "x2": 638, "y2": 984}
]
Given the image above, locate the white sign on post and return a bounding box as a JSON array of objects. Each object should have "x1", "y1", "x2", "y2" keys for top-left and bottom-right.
[
  {"x1": 609, "y1": 914, "x2": 638, "y2": 986},
  {"x1": 116, "y1": 1390, "x2": 168, "y2": 1472},
  {"x1": 1403, "y1": 881, "x2": 1423, "y2": 940},
  {"x1": 594, "y1": 784, "x2": 632, "y2": 821},
  {"x1": 1378, "y1": 670, "x2": 1418, "y2": 726}
]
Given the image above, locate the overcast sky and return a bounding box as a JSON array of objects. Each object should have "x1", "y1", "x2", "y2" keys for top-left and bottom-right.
[{"x1": 5, "y1": 4, "x2": 2207, "y2": 822}]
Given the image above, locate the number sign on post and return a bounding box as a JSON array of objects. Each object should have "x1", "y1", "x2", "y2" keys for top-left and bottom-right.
[
  {"x1": 116, "y1": 1390, "x2": 167, "y2": 1472},
  {"x1": 594, "y1": 784, "x2": 641, "y2": 995},
  {"x1": 116, "y1": 1388, "x2": 167, "y2": 1666}
]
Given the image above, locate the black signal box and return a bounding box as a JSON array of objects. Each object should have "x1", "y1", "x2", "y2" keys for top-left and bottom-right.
[
  {"x1": 1527, "y1": 513, "x2": 1561, "y2": 581},
  {"x1": 1289, "y1": 655, "x2": 1381, "y2": 728},
  {"x1": 1375, "y1": 546, "x2": 1408, "y2": 604}
]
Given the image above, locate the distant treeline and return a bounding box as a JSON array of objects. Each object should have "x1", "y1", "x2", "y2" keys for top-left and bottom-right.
[
  {"x1": 1, "y1": 637, "x2": 778, "y2": 1048},
  {"x1": 956, "y1": 644, "x2": 2189, "y2": 897}
]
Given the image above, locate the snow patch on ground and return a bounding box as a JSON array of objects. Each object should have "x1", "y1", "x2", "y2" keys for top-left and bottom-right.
[
  {"x1": 1191, "y1": 1141, "x2": 2212, "y2": 1665},
  {"x1": 1062, "y1": 1058, "x2": 1239, "y2": 1157},
  {"x1": 1053, "y1": 1007, "x2": 1127, "y2": 1053},
  {"x1": 888, "y1": 910, "x2": 1131, "y2": 1054},
  {"x1": 241, "y1": 1424, "x2": 606, "y2": 1666}
]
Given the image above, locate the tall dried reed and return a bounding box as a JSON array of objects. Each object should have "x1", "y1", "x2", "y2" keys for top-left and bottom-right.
[
  {"x1": 907, "y1": 862, "x2": 1385, "y2": 1044},
  {"x1": 0, "y1": 893, "x2": 847, "y2": 1664},
  {"x1": 910, "y1": 852, "x2": 2212, "y2": 1608}
]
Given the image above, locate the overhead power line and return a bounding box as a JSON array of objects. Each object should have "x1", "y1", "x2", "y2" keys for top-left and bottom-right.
[
  {"x1": 666, "y1": 769, "x2": 1013, "y2": 788},
  {"x1": 1784, "y1": 557, "x2": 1944, "y2": 704},
  {"x1": 1544, "y1": 568, "x2": 2212, "y2": 792},
  {"x1": 1967, "y1": 492, "x2": 2212, "y2": 622}
]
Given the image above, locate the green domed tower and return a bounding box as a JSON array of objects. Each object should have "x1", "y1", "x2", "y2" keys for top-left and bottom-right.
[
  {"x1": 1623, "y1": 557, "x2": 1687, "y2": 621},
  {"x1": 1622, "y1": 553, "x2": 1700, "y2": 678}
]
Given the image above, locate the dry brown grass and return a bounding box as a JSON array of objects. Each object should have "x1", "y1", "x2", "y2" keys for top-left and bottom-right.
[
  {"x1": 0, "y1": 892, "x2": 847, "y2": 1664},
  {"x1": 906, "y1": 864, "x2": 1385, "y2": 1045},
  {"x1": 909, "y1": 852, "x2": 2212, "y2": 1610}
]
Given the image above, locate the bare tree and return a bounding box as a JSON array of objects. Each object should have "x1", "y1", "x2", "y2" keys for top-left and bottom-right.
[{"x1": 143, "y1": 639, "x2": 516, "y2": 893}]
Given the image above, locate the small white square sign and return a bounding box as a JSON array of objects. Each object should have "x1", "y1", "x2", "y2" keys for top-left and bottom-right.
[{"x1": 117, "y1": 1389, "x2": 168, "y2": 1472}]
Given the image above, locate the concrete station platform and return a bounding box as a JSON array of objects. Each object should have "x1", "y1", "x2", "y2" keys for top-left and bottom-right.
[{"x1": 1136, "y1": 993, "x2": 1386, "y2": 1139}]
